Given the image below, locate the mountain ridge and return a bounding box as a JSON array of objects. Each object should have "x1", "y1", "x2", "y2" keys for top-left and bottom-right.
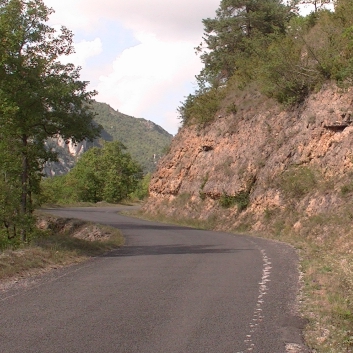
[
  {"x1": 91, "y1": 101, "x2": 173, "y2": 173},
  {"x1": 44, "y1": 101, "x2": 173, "y2": 176}
]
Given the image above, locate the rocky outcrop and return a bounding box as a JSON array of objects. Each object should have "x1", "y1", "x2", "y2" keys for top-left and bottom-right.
[
  {"x1": 55, "y1": 136, "x2": 87, "y2": 157},
  {"x1": 43, "y1": 137, "x2": 93, "y2": 177},
  {"x1": 143, "y1": 83, "x2": 353, "y2": 231}
]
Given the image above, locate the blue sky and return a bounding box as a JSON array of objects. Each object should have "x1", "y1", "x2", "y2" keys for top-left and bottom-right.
[{"x1": 44, "y1": 0, "x2": 221, "y2": 134}]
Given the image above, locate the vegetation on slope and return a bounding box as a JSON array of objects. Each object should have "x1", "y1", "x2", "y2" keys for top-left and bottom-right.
[
  {"x1": 0, "y1": 213, "x2": 124, "y2": 281},
  {"x1": 178, "y1": 0, "x2": 353, "y2": 125},
  {"x1": 92, "y1": 101, "x2": 173, "y2": 173}
]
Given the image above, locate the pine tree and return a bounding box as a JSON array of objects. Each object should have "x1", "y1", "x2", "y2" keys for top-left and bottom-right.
[{"x1": 196, "y1": 0, "x2": 294, "y2": 87}]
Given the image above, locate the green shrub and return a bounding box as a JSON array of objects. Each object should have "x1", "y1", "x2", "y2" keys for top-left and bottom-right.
[
  {"x1": 41, "y1": 141, "x2": 143, "y2": 205},
  {"x1": 226, "y1": 103, "x2": 238, "y2": 115},
  {"x1": 279, "y1": 166, "x2": 317, "y2": 198},
  {"x1": 219, "y1": 191, "x2": 250, "y2": 211},
  {"x1": 178, "y1": 88, "x2": 225, "y2": 126},
  {"x1": 341, "y1": 183, "x2": 353, "y2": 196},
  {"x1": 129, "y1": 173, "x2": 151, "y2": 200}
]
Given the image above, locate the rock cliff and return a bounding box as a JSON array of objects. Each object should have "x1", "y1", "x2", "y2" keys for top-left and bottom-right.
[
  {"x1": 143, "y1": 83, "x2": 353, "y2": 232},
  {"x1": 43, "y1": 137, "x2": 89, "y2": 177}
]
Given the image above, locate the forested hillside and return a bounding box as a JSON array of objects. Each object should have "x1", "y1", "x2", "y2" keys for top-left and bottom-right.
[
  {"x1": 91, "y1": 101, "x2": 173, "y2": 173},
  {"x1": 44, "y1": 101, "x2": 173, "y2": 176}
]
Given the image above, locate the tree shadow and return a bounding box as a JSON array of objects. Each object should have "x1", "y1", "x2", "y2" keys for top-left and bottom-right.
[
  {"x1": 105, "y1": 244, "x2": 255, "y2": 257},
  {"x1": 105, "y1": 222, "x2": 198, "y2": 231}
]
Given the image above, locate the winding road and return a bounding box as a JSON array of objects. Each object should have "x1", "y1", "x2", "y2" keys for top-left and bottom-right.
[{"x1": 0, "y1": 207, "x2": 308, "y2": 353}]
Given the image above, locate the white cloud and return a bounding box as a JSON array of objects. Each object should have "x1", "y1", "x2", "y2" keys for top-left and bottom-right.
[
  {"x1": 96, "y1": 33, "x2": 201, "y2": 122},
  {"x1": 164, "y1": 111, "x2": 182, "y2": 135},
  {"x1": 43, "y1": 0, "x2": 221, "y2": 133},
  {"x1": 45, "y1": 1, "x2": 88, "y2": 30},
  {"x1": 298, "y1": 2, "x2": 334, "y2": 15},
  {"x1": 60, "y1": 38, "x2": 103, "y2": 67},
  {"x1": 45, "y1": 0, "x2": 220, "y2": 41}
]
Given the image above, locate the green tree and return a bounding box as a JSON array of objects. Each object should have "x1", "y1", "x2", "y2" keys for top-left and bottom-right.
[
  {"x1": 177, "y1": 88, "x2": 225, "y2": 125},
  {"x1": 40, "y1": 174, "x2": 75, "y2": 205},
  {"x1": 196, "y1": 0, "x2": 294, "y2": 88},
  {"x1": 256, "y1": 14, "x2": 323, "y2": 104},
  {"x1": 66, "y1": 141, "x2": 143, "y2": 203},
  {"x1": 0, "y1": 138, "x2": 22, "y2": 242},
  {"x1": 0, "y1": 0, "x2": 100, "y2": 241},
  {"x1": 129, "y1": 173, "x2": 152, "y2": 201}
]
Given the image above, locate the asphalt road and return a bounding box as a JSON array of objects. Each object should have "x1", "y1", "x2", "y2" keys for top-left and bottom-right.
[{"x1": 0, "y1": 207, "x2": 308, "y2": 353}]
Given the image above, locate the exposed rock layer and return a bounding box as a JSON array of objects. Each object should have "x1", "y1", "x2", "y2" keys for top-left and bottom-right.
[{"x1": 143, "y1": 84, "x2": 353, "y2": 230}]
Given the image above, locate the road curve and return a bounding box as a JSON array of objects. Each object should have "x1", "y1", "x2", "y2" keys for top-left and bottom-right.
[{"x1": 0, "y1": 207, "x2": 308, "y2": 353}]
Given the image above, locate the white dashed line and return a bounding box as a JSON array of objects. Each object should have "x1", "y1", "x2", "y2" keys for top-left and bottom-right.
[{"x1": 241, "y1": 248, "x2": 272, "y2": 352}]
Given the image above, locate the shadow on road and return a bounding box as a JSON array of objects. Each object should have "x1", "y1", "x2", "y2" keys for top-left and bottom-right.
[
  {"x1": 105, "y1": 244, "x2": 255, "y2": 257},
  {"x1": 106, "y1": 222, "x2": 200, "y2": 231}
]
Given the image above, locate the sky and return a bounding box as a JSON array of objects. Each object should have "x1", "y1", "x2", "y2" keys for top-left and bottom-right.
[{"x1": 43, "y1": 0, "x2": 221, "y2": 135}]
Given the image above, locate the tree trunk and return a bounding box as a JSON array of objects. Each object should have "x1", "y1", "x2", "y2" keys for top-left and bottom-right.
[
  {"x1": 20, "y1": 135, "x2": 28, "y2": 242},
  {"x1": 246, "y1": 5, "x2": 252, "y2": 36}
]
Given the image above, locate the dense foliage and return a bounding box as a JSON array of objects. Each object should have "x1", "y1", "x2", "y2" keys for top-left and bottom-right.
[
  {"x1": 42, "y1": 141, "x2": 143, "y2": 204},
  {"x1": 0, "y1": 0, "x2": 99, "y2": 244},
  {"x1": 179, "y1": 0, "x2": 353, "y2": 125},
  {"x1": 196, "y1": 0, "x2": 293, "y2": 88}
]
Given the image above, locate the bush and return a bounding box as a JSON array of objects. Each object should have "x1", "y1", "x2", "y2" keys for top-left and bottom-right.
[
  {"x1": 279, "y1": 166, "x2": 317, "y2": 198},
  {"x1": 178, "y1": 88, "x2": 225, "y2": 126},
  {"x1": 129, "y1": 174, "x2": 151, "y2": 200},
  {"x1": 41, "y1": 141, "x2": 143, "y2": 205},
  {"x1": 219, "y1": 191, "x2": 250, "y2": 211}
]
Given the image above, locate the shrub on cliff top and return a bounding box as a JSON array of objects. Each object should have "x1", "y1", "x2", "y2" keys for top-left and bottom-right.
[{"x1": 177, "y1": 88, "x2": 225, "y2": 125}]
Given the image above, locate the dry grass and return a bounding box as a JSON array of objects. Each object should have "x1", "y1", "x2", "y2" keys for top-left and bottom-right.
[{"x1": 0, "y1": 214, "x2": 124, "y2": 281}]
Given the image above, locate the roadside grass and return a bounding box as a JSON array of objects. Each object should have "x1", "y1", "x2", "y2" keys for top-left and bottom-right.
[
  {"x1": 297, "y1": 224, "x2": 353, "y2": 352},
  {"x1": 137, "y1": 203, "x2": 353, "y2": 353},
  {"x1": 0, "y1": 213, "x2": 124, "y2": 281}
]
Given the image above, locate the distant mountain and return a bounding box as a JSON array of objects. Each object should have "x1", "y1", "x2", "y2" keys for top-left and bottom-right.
[
  {"x1": 44, "y1": 101, "x2": 173, "y2": 176},
  {"x1": 91, "y1": 101, "x2": 173, "y2": 173}
]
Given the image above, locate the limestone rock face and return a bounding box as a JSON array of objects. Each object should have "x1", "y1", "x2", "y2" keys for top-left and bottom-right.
[
  {"x1": 55, "y1": 136, "x2": 87, "y2": 157},
  {"x1": 143, "y1": 84, "x2": 353, "y2": 229},
  {"x1": 43, "y1": 137, "x2": 89, "y2": 177}
]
